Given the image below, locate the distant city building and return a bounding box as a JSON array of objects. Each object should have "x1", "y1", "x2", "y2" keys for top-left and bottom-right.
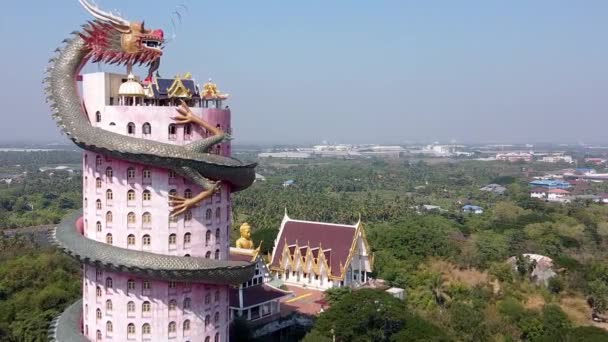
[
  {"x1": 528, "y1": 179, "x2": 572, "y2": 189},
  {"x1": 270, "y1": 213, "x2": 373, "y2": 290},
  {"x1": 540, "y1": 155, "x2": 574, "y2": 164},
  {"x1": 496, "y1": 152, "x2": 533, "y2": 162},
  {"x1": 585, "y1": 158, "x2": 607, "y2": 166},
  {"x1": 507, "y1": 254, "x2": 556, "y2": 286},
  {"x1": 461, "y1": 205, "x2": 484, "y2": 214},
  {"x1": 529, "y1": 187, "x2": 548, "y2": 199},
  {"x1": 255, "y1": 173, "x2": 266, "y2": 182},
  {"x1": 385, "y1": 287, "x2": 405, "y2": 300},
  {"x1": 258, "y1": 152, "x2": 312, "y2": 159},
  {"x1": 547, "y1": 189, "x2": 570, "y2": 201},
  {"x1": 479, "y1": 184, "x2": 507, "y2": 195}
]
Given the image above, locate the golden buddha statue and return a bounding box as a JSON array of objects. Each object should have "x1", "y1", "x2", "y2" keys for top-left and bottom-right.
[{"x1": 235, "y1": 223, "x2": 254, "y2": 249}]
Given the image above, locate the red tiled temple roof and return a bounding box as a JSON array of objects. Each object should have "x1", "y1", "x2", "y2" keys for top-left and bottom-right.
[
  {"x1": 229, "y1": 284, "x2": 291, "y2": 308},
  {"x1": 271, "y1": 218, "x2": 358, "y2": 278}
]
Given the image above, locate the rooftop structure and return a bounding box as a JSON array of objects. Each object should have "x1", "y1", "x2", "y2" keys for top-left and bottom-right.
[
  {"x1": 528, "y1": 179, "x2": 572, "y2": 189},
  {"x1": 462, "y1": 205, "x2": 484, "y2": 214},
  {"x1": 479, "y1": 184, "x2": 507, "y2": 194}
]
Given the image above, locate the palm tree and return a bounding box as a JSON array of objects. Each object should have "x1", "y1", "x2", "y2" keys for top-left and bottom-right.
[{"x1": 429, "y1": 273, "x2": 451, "y2": 308}]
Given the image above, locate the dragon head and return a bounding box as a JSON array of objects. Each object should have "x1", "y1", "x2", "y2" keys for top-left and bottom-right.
[{"x1": 78, "y1": 0, "x2": 164, "y2": 78}]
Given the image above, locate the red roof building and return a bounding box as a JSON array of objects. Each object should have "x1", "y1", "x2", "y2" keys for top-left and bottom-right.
[{"x1": 270, "y1": 212, "x2": 374, "y2": 290}]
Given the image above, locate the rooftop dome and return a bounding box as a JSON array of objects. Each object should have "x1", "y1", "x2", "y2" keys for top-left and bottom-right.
[{"x1": 118, "y1": 74, "x2": 145, "y2": 97}]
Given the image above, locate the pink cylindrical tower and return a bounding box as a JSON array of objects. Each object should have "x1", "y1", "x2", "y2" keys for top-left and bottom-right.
[{"x1": 79, "y1": 73, "x2": 234, "y2": 342}]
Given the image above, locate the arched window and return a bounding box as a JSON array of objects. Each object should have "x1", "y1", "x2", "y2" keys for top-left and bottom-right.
[
  {"x1": 127, "y1": 122, "x2": 135, "y2": 135},
  {"x1": 215, "y1": 207, "x2": 221, "y2": 220},
  {"x1": 142, "y1": 122, "x2": 151, "y2": 135},
  {"x1": 96, "y1": 286, "x2": 102, "y2": 297},
  {"x1": 215, "y1": 228, "x2": 220, "y2": 240},
  {"x1": 214, "y1": 311, "x2": 220, "y2": 324},
  {"x1": 95, "y1": 111, "x2": 101, "y2": 122},
  {"x1": 127, "y1": 212, "x2": 136, "y2": 225},
  {"x1": 127, "y1": 234, "x2": 135, "y2": 246},
  {"x1": 184, "y1": 123, "x2": 192, "y2": 138},
  {"x1": 184, "y1": 189, "x2": 192, "y2": 199},
  {"x1": 143, "y1": 190, "x2": 151, "y2": 202},
  {"x1": 96, "y1": 199, "x2": 102, "y2": 210},
  {"x1": 168, "y1": 321, "x2": 176, "y2": 333},
  {"x1": 96, "y1": 330, "x2": 102, "y2": 341},
  {"x1": 106, "y1": 321, "x2": 113, "y2": 333},
  {"x1": 143, "y1": 280, "x2": 151, "y2": 291},
  {"x1": 205, "y1": 337, "x2": 210, "y2": 342},
  {"x1": 127, "y1": 323, "x2": 135, "y2": 335},
  {"x1": 105, "y1": 277, "x2": 113, "y2": 289},
  {"x1": 142, "y1": 301, "x2": 151, "y2": 313},
  {"x1": 205, "y1": 231, "x2": 211, "y2": 246},
  {"x1": 127, "y1": 280, "x2": 136, "y2": 293},
  {"x1": 205, "y1": 209, "x2": 212, "y2": 220},
  {"x1": 185, "y1": 210, "x2": 193, "y2": 222},
  {"x1": 168, "y1": 299, "x2": 177, "y2": 311},
  {"x1": 105, "y1": 167, "x2": 113, "y2": 179},
  {"x1": 215, "y1": 249, "x2": 220, "y2": 259},
  {"x1": 127, "y1": 167, "x2": 136, "y2": 180},
  {"x1": 205, "y1": 251, "x2": 211, "y2": 259},
  {"x1": 204, "y1": 314, "x2": 210, "y2": 328},
  {"x1": 214, "y1": 332, "x2": 220, "y2": 342},
  {"x1": 142, "y1": 212, "x2": 152, "y2": 226},
  {"x1": 106, "y1": 299, "x2": 112, "y2": 312},
  {"x1": 142, "y1": 323, "x2": 151, "y2": 335},
  {"x1": 127, "y1": 301, "x2": 135, "y2": 312},
  {"x1": 106, "y1": 189, "x2": 113, "y2": 201},
  {"x1": 106, "y1": 211, "x2": 113, "y2": 224},
  {"x1": 169, "y1": 189, "x2": 177, "y2": 199},
  {"x1": 142, "y1": 234, "x2": 151, "y2": 246},
  {"x1": 127, "y1": 190, "x2": 136, "y2": 201},
  {"x1": 96, "y1": 221, "x2": 102, "y2": 232},
  {"x1": 96, "y1": 155, "x2": 102, "y2": 168},
  {"x1": 96, "y1": 177, "x2": 102, "y2": 188},
  {"x1": 214, "y1": 289, "x2": 220, "y2": 302},
  {"x1": 168, "y1": 170, "x2": 177, "y2": 183},
  {"x1": 184, "y1": 233, "x2": 191, "y2": 245},
  {"x1": 105, "y1": 233, "x2": 112, "y2": 245},
  {"x1": 96, "y1": 308, "x2": 102, "y2": 320},
  {"x1": 142, "y1": 169, "x2": 151, "y2": 183},
  {"x1": 169, "y1": 234, "x2": 177, "y2": 246},
  {"x1": 183, "y1": 297, "x2": 191, "y2": 310},
  {"x1": 183, "y1": 319, "x2": 191, "y2": 332},
  {"x1": 168, "y1": 124, "x2": 177, "y2": 140}
]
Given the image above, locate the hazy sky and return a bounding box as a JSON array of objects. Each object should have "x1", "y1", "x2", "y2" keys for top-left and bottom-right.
[{"x1": 1, "y1": 1, "x2": 607, "y2": 144}]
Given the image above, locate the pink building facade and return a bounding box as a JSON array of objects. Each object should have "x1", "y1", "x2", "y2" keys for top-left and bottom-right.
[{"x1": 80, "y1": 72, "x2": 233, "y2": 342}]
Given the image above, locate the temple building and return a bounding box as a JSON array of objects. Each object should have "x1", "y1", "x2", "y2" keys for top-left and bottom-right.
[
  {"x1": 228, "y1": 224, "x2": 291, "y2": 323},
  {"x1": 48, "y1": 3, "x2": 257, "y2": 341},
  {"x1": 270, "y1": 213, "x2": 374, "y2": 290}
]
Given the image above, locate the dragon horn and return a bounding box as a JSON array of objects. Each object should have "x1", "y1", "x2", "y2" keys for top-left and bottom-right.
[{"x1": 78, "y1": 0, "x2": 129, "y2": 27}]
